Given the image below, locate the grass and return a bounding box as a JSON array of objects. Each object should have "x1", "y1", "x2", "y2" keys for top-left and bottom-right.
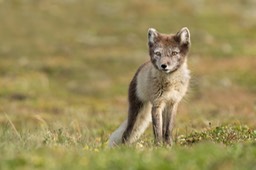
[
  {"x1": 0, "y1": 0, "x2": 256, "y2": 169},
  {"x1": 0, "y1": 121, "x2": 256, "y2": 170}
]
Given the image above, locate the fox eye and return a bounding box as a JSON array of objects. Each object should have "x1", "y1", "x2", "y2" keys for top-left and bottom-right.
[
  {"x1": 172, "y1": 51, "x2": 178, "y2": 55},
  {"x1": 154, "y1": 51, "x2": 161, "y2": 57}
]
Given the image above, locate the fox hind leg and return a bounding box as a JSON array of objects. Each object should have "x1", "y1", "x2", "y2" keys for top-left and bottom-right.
[{"x1": 122, "y1": 101, "x2": 152, "y2": 144}]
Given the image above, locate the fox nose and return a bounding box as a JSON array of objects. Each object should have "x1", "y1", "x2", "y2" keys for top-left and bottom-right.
[{"x1": 161, "y1": 64, "x2": 167, "y2": 69}]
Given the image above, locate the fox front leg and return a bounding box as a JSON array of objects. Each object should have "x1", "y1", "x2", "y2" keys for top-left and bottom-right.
[
  {"x1": 163, "y1": 104, "x2": 178, "y2": 145},
  {"x1": 151, "y1": 103, "x2": 165, "y2": 145}
]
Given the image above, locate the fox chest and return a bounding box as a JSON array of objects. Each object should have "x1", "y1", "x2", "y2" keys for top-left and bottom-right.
[{"x1": 136, "y1": 74, "x2": 189, "y2": 103}]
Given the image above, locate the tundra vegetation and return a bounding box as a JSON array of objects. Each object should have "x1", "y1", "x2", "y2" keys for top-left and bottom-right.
[{"x1": 0, "y1": 0, "x2": 255, "y2": 169}]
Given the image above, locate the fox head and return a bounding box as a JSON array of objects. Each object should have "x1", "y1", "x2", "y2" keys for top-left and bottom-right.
[{"x1": 148, "y1": 27, "x2": 191, "y2": 74}]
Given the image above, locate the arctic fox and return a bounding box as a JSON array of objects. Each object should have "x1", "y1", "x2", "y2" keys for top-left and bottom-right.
[{"x1": 109, "y1": 27, "x2": 191, "y2": 147}]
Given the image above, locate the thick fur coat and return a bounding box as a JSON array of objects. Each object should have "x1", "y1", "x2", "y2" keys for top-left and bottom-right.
[{"x1": 109, "y1": 27, "x2": 191, "y2": 147}]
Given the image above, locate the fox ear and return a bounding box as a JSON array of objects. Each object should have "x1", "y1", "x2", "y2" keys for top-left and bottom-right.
[
  {"x1": 148, "y1": 28, "x2": 158, "y2": 45},
  {"x1": 176, "y1": 27, "x2": 190, "y2": 46}
]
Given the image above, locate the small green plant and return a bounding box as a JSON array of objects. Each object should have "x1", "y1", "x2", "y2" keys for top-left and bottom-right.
[{"x1": 178, "y1": 124, "x2": 256, "y2": 146}]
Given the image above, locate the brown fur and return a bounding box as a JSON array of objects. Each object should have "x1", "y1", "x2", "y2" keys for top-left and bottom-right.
[{"x1": 122, "y1": 62, "x2": 148, "y2": 142}]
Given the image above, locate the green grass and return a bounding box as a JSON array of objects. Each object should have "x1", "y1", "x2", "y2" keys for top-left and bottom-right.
[
  {"x1": 0, "y1": 0, "x2": 256, "y2": 169},
  {"x1": 0, "y1": 121, "x2": 256, "y2": 170}
]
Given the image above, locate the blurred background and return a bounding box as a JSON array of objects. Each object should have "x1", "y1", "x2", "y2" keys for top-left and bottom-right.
[{"x1": 0, "y1": 0, "x2": 255, "y2": 133}]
